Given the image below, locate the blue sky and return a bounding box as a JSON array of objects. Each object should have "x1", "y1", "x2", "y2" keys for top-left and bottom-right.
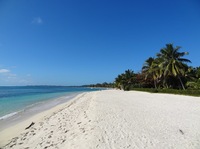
[{"x1": 0, "y1": 0, "x2": 200, "y2": 86}]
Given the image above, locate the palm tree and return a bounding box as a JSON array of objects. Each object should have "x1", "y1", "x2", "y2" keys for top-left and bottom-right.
[
  {"x1": 157, "y1": 44, "x2": 191, "y2": 90},
  {"x1": 186, "y1": 67, "x2": 200, "y2": 89},
  {"x1": 142, "y1": 57, "x2": 161, "y2": 89},
  {"x1": 124, "y1": 69, "x2": 134, "y2": 84},
  {"x1": 114, "y1": 69, "x2": 135, "y2": 90},
  {"x1": 115, "y1": 74, "x2": 124, "y2": 90}
]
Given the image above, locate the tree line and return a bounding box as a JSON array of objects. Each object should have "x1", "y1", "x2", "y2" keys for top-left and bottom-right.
[
  {"x1": 82, "y1": 82, "x2": 114, "y2": 88},
  {"x1": 115, "y1": 44, "x2": 200, "y2": 91}
]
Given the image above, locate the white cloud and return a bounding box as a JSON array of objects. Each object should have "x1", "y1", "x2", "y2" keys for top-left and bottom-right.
[
  {"x1": 32, "y1": 17, "x2": 43, "y2": 25},
  {"x1": 7, "y1": 73, "x2": 17, "y2": 79},
  {"x1": 0, "y1": 69, "x2": 10, "y2": 73},
  {"x1": 0, "y1": 68, "x2": 32, "y2": 85}
]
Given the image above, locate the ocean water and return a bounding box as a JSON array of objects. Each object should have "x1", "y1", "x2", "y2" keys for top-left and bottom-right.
[{"x1": 0, "y1": 86, "x2": 100, "y2": 122}]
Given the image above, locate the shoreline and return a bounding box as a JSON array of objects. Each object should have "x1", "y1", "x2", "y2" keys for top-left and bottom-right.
[
  {"x1": 0, "y1": 93, "x2": 85, "y2": 147},
  {"x1": 1, "y1": 90, "x2": 200, "y2": 148},
  {"x1": 0, "y1": 92, "x2": 80, "y2": 132}
]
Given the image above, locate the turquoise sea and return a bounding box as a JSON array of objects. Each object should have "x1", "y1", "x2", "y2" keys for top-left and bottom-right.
[{"x1": 0, "y1": 86, "x2": 100, "y2": 129}]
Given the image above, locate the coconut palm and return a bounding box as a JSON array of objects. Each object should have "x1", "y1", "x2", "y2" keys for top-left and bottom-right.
[
  {"x1": 185, "y1": 67, "x2": 200, "y2": 89},
  {"x1": 114, "y1": 69, "x2": 135, "y2": 90},
  {"x1": 115, "y1": 74, "x2": 124, "y2": 89},
  {"x1": 157, "y1": 44, "x2": 191, "y2": 90},
  {"x1": 142, "y1": 57, "x2": 161, "y2": 88}
]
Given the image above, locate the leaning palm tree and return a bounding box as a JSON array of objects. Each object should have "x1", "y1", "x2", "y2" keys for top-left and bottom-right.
[{"x1": 157, "y1": 44, "x2": 191, "y2": 90}]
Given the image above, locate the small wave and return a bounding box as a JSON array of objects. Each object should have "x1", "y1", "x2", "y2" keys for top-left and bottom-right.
[
  {"x1": 0, "y1": 112, "x2": 18, "y2": 120},
  {"x1": 0, "y1": 94, "x2": 76, "y2": 121}
]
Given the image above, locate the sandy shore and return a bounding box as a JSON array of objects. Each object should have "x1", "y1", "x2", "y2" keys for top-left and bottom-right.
[{"x1": 1, "y1": 90, "x2": 200, "y2": 149}]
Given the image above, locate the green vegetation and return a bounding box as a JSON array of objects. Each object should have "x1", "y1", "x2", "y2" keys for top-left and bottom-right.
[
  {"x1": 114, "y1": 44, "x2": 200, "y2": 96},
  {"x1": 82, "y1": 82, "x2": 114, "y2": 88},
  {"x1": 132, "y1": 88, "x2": 200, "y2": 96}
]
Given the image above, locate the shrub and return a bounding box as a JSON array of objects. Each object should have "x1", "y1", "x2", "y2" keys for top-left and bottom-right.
[{"x1": 131, "y1": 88, "x2": 200, "y2": 97}]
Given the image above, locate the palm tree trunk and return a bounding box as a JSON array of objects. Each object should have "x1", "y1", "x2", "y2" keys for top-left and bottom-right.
[
  {"x1": 178, "y1": 76, "x2": 185, "y2": 90},
  {"x1": 154, "y1": 79, "x2": 157, "y2": 89}
]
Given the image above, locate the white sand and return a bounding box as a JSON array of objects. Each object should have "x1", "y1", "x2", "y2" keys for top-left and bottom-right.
[{"x1": 1, "y1": 90, "x2": 200, "y2": 149}]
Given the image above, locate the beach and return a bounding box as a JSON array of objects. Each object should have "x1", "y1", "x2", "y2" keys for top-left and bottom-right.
[{"x1": 1, "y1": 90, "x2": 200, "y2": 148}]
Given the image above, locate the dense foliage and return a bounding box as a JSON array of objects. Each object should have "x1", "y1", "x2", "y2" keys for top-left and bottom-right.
[
  {"x1": 114, "y1": 44, "x2": 200, "y2": 92},
  {"x1": 82, "y1": 82, "x2": 114, "y2": 88}
]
